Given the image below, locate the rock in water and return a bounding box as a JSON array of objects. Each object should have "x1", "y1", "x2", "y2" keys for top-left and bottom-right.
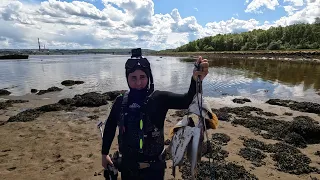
[
  {"x1": 31, "y1": 89, "x2": 37, "y2": 93},
  {"x1": 37, "y1": 86, "x2": 62, "y2": 95},
  {"x1": 0, "y1": 89, "x2": 11, "y2": 96},
  {"x1": 232, "y1": 98, "x2": 251, "y2": 104},
  {"x1": 61, "y1": 80, "x2": 84, "y2": 86}
]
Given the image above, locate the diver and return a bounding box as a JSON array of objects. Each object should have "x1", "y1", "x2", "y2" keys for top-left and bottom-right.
[{"x1": 101, "y1": 48, "x2": 209, "y2": 180}]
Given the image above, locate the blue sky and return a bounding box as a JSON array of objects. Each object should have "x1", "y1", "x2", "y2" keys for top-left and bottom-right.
[{"x1": 0, "y1": 0, "x2": 318, "y2": 50}]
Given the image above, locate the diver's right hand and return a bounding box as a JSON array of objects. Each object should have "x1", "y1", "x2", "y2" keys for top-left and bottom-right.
[{"x1": 102, "y1": 154, "x2": 114, "y2": 169}]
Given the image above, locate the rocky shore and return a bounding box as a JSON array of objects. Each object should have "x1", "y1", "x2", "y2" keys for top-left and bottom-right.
[{"x1": 0, "y1": 90, "x2": 319, "y2": 180}]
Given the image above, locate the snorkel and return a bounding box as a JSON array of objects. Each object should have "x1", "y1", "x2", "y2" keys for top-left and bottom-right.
[{"x1": 125, "y1": 48, "x2": 154, "y2": 96}]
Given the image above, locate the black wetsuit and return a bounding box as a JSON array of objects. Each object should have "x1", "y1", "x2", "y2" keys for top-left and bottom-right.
[{"x1": 102, "y1": 77, "x2": 197, "y2": 179}]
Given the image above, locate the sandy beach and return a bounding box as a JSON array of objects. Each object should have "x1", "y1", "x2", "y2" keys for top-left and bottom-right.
[{"x1": 0, "y1": 90, "x2": 320, "y2": 180}]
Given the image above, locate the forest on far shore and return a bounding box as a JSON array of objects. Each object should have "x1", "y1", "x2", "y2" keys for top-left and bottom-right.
[{"x1": 163, "y1": 17, "x2": 320, "y2": 52}]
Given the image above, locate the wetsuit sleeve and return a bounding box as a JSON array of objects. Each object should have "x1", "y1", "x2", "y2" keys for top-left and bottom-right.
[
  {"x1": 101, "y1": 96, "x2": 121, "y2": 155},
  {"x1": 162, "y1": 76, "x2": 197, "y2": 109}
]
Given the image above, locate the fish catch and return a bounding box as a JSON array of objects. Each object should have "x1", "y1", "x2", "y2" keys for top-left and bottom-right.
[{"x1": 169, "y1": 93, "x2": 219, "y2": 179}]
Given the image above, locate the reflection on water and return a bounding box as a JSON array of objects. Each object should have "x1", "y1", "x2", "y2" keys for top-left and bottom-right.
[
  {"x1": 0, "y1": 55, "x2": 319, "y2": 103},
  {"x1": 207, "y1": 58, "x2": 320, "y2": 91}
]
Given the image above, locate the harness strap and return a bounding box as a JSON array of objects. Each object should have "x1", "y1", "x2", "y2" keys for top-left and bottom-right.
[{"x1": 118, "y1": 90, "x2": 158, "y2": 155}]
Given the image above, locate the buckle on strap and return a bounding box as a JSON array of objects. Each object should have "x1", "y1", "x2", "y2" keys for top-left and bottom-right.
[{"x1": 138, "y1": 162, "x2": 150, "y2": 169}]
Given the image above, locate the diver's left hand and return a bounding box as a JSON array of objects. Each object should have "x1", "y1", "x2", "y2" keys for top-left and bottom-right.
[{"x1": 193, "y1": 56, "x2": 209, "y2": 81}]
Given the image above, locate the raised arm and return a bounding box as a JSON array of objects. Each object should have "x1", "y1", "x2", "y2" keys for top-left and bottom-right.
[
  {"x1": 162, "y1": 76, "x2": 197, "y2": 109},
  {"x1": 162, "y1": 56, "x2": 208, "y2": 110}
]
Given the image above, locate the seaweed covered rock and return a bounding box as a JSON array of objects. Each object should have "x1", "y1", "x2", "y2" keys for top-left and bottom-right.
[
  {"x1": 267, "y1": 142, "x2": 301, "y2": 154},
  {"x1": 180, "y1": 160, "x2": 258, "y2": 180},
  {"x1": 284, "y1": 132, "x2": 307, "y2": 148},
  {"x1": 0, "y1": 89, "x2": 11, "y2": 96},
  {"x1": 6, "y1": 90, "x2": 128, "y2": 123},
  {"x1": 7, "y1": 109, "x2": 41, "y2": 122},
  {"x1": 232, "y1": 116, "x2": 290, "y2": 141},
  {"x1": 288, "y1": 116, "x2": 320, "y2": 144},
  {"x1": 37, "y1": 103, "x2": 65, "y2": 112},
  {"x1": 172, "y1": 109, "x2": 188, "y2": 117},
  {"x1": 232, "y1": 115, "x2": 320, "y2": 147},
  {"x1": 212, "y1": 133, "x2": 231, "y2": 146},
  {"x1": 72, "y1": 92, "x2": 109, "y2": 107},
  {"x1": 266, "y1": 99, "x2": 320, "y2": 114},
  {"x1": 58, "y1": 98, "x2": 75, "y2": 105},
  {"x1": 239, "y1": 147, "x2": 267, "y2": 167},
  {"x1": 220, "y1": 106, "x2": 263, "y2": 118},
  {"x1": 0, "y1": 100, "x2": 29, "y2": 109},
  {"x1": 232, "y1": 98, "x2": 251, "y2": 104},
  {"x1": 271, "y1": 152, "x2": 318, "y2": 175},
  {"x1": 242, "y1": 137, "x2": 269, "y2": 151},
  {"x1": 102, "y1": 90, "x2": 127, "y2": 101},
  {"x1": 37, "y1": 86, "x2": 63, "y2": 95},
  {"x1": 202, "y1": 142, "x2": 229, "y2": 160},
  {"x1": 256, "y1": 111, "x2": 278, "y2": 117},
  {"x1": 211, "y1": 108, "x2": 232, "y2": 122},
  {"x1": 31, "y1": 89, "x2": 37, "y2": 93},
  {"x1": 240, "y1": 137, "x2": 317, "y2": 175},
  {"x1": 61, "y1": 80, "x2": 84, "y2": 86}
]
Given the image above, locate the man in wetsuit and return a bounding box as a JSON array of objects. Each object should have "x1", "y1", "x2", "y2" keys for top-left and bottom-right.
[{"x1": 101, "y1": 52, "x2": 209, "y2": 180}]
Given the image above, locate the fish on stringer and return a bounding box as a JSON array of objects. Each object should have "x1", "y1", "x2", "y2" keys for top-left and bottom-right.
[{"x1": 169, "y1": 93, "x2": 219, "y2": 179}]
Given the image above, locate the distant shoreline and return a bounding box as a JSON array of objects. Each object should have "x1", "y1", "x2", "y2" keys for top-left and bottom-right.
[{"x1": 152, "y1": 50, "x2": 320, "y2": 63}]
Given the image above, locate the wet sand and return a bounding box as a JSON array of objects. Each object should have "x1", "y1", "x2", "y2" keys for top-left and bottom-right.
[{"x1": 0, "y1": 92, "x2": 319, "y2": 180}]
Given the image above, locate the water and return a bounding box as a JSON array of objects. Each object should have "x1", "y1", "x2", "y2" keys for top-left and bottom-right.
[{"x1": 0, "y1": 54, "x2": 319, "y2": 103}]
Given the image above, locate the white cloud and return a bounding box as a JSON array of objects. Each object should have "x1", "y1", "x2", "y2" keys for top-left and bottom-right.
[
  {"x1": 39, "y1": 0, "x2": 108, "y2": 20},
  {"x1": 245, "y1": 0, "x2": 279, "y2": 13},
  {"x1": 283, "y1": 5, "x2": 298, "y2": 15},
  {"x1": 204, "y1": 18, "x2": 266, "y2": 36},
  {"x1": 0, "y1": 0, "x2": 319, "y2": 50},
  {"x1": 275, "y1": 0, "x2": 320, "y2": 26},
  {"x1": 194, "y1": 8, "x2": 198, "y2": 11},
  {"x1": 283, "y1": 0, "x2": 304, "y2": 6}
]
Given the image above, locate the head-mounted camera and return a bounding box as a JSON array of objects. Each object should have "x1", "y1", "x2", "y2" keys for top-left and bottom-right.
[{"x1": 125, "y1": 48, "x2": 154, "y2": 93}]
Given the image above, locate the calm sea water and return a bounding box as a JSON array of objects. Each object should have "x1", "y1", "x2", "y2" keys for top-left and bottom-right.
[{"x1": 0, "y1": 54, "x2": 320, "y2": 103}]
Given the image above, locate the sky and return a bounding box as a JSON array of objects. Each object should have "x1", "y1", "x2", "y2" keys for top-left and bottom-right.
[{"x1": 0, "y1": 0, "x2": 319, "y2": 50}]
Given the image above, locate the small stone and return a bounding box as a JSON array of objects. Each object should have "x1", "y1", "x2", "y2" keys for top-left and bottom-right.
[{"x1": 7, "y1": 167, "x2": 16, "y2": 171}]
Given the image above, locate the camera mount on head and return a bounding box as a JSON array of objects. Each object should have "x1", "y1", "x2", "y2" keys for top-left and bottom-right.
[
  {"x1": 127, "y1": 48, "x2": 154, "y2": 94},
  {"x1": 131, "y1": 48, "x2": 142, "y2": 58}
]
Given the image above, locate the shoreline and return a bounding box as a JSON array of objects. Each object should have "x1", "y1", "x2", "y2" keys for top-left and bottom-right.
[
  {"x1": 1, "y1": 90, "x2": 320, "y2": 180},
  {"x1": 152, "y1": 50, "x2": 320, "y2": 63}
]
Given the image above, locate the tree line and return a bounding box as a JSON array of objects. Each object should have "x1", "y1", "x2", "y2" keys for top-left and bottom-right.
[{"x1": 168, "y1": 17, "x2": 320, "y2": 52}]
